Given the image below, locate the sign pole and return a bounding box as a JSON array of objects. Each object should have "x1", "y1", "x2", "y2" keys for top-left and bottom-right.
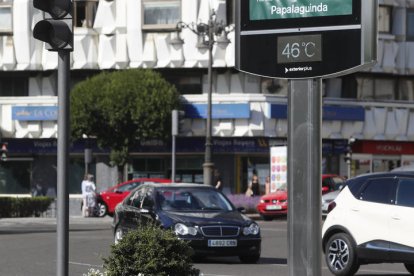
[{"x1": 287, "y1": 78, "x2": 322, "y2": 276}]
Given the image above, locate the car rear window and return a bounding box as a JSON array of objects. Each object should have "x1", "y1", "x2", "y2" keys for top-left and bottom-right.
[{"x1": 396, "y1": 178, "x2": 414, "y2": 208}]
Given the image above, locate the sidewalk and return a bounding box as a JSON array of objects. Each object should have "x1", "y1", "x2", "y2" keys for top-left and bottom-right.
[
  {"x1": 0, "y1": 213, "x2": 260, "y2": 227},
  {"x1": 0, "y1": 215, "x2": 113, "y2": 227}
]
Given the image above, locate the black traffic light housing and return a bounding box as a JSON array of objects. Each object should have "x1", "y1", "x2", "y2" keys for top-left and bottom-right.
[
  {"x1": 172, "y1": 110, "x2": 185, "y2": 136},
  {"x1": 33, "y1": 0, "x2": 73, "y2": 51},
  {"x1": 0, "y1": 142, "x2": 8, "y2": 161}
]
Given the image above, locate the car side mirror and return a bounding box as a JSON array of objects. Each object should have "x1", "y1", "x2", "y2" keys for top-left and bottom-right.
[
  {"x1": 114, "y1": 189, "x2": 122, "y2": 194},
  {"x1": 237, "y1": 207, "x2": 246, "y2": 213},
  {"x1": 140, "y1": 208, "x2": 150, "y2": 214},
  {"x1": 140, "y1": 206, "x2": 154, "y2": 214}
]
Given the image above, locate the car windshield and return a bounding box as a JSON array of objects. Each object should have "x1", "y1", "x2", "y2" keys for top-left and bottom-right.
[{"x1": 156, "y1": 187, "x2": 234, "y2": 212}]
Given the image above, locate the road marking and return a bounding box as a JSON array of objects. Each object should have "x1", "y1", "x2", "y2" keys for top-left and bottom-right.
[
  {"x1": 260, "y1": 227, "x2": 287, "y2": 232},
  {"x1": 69, "y1": 261, "x2": 102, "y2": 268}
]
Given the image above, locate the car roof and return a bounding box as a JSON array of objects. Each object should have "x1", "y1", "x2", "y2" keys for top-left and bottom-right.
[
  {"x1": 347, "y1": 171, "x2": 414, "y2": 195},
  {"x1": 143, "y1": 182, "x2": 215, "y2": 189},
  {"x1": 116, "y1": 178, "x2": 171, "y2": 186}
]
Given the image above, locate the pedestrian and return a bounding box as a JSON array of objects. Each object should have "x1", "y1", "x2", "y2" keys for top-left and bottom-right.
[
  {"x1": 214, "y1": 169, "x2": 223, "y2": 191},
  {"x1": 246, "y1": 174, "x2": 260, "y2": 197},
  {"x1": 265, "y1": 176, "x2": 271, "y2": 195},
  {"x1": 81, "y1": 174, "x2": 96, "y2": 217}
]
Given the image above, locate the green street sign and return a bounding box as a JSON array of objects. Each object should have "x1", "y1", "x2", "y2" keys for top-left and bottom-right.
[{"x1": 250, "y1": 0, "x2": 353, "y2": 20}]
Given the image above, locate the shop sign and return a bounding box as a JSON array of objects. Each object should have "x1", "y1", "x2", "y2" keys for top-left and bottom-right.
[
  {"x1": 184, "y1": 103, "x2": 250, "y2": 119},
  {"x1": 12, "y1": 106, "x2": 58, "y2": 121},
  {"x1": 355, "y1": 141, "x2": 414, "y2": 155},
  {"x1": 268, "y1": 104, "x2": 364, "y2": 121}
]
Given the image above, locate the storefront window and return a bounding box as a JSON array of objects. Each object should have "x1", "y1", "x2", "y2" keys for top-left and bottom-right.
[
  {"x1": 351, "y1": 158, "x2": 371, "y2": 177},
  {"x1": 0, "y1": 161, "x2": 31, "y2": 194},
  {"x1": 69, "y1": 157, "x2": 96, "y2": 194}
]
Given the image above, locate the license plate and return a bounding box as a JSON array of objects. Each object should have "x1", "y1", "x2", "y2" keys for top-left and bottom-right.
[
  {"x1": 208, "y1": 239, "x2": 237, "y2": 247},
  {"x1": 266, "y1": 205, "x2": 282, "y2": 210}
]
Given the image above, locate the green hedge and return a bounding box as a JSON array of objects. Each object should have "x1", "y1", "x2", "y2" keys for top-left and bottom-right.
[{"x1": 0, "y1": 197, "x2": 54, "y2": 218}]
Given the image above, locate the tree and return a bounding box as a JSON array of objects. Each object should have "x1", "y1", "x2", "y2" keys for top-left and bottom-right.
[
  {"x1": 70, "y1": 69, "x2": 181, "y2": 178},
  {"x1": 103, "y1": 224, "x2": 200, "y2": 276}
]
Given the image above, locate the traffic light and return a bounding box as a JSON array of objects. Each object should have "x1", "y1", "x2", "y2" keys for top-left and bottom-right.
[
  {"x1": 33, "y1": 0, "x2": 73, "y2": 51},
  {"x1": 0, "y1": 143, "x2": 7, "y2": 161},
  {"x1": 172, "y1": 110, "x2": 185, "y2": 136}
]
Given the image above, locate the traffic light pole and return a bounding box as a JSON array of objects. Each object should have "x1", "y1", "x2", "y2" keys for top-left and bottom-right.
[{"x1": 57, "y1": 50, "x2": 70, "y2": 276}]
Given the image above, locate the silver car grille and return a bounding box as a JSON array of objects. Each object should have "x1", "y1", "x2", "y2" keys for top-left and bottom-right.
[{"x1": 200, "y1": 226, "x2": 240, "y2": 237}]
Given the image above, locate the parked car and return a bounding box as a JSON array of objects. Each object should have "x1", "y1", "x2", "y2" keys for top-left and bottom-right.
[
  {"x1": 256, "y1": 189, "x2": 288, "y2": 221},
  {"x1": 321, "y1": 174, "x2": 346, "y2": 194},
  {"x1": 322, "y1": 172, "x2": 414, "y2": 276},
  {"x1": 112, "y1": 183, "x2": 262, "y2": 263},
  {"x1": 99, "y1": 178, "x2": 171, "y2": 216},
  {"x1": 321, "y1": 190, "x2": 341, "y2": 216},
  {"x1": 321, "y1": 176, "x2": 347, "y2": 216},
  {"x1": 257, "y1": 174, "x2": 345, "y2": 220}
]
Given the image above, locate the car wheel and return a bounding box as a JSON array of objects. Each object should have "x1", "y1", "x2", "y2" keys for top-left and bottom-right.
[
  {"x1": 325, "y1": 233, "x2": 360, "y2": 276},
  {"x1": 114, "y1": 227, "x2": 123, "y2": 245},
  {"x1": 261, "y1": 215, "x2": 273, "y2": 221},
  {"x1": 239, "y1": 254, "x2": 260, "y2": 264},
  {"x1": 404, "y1": 263, "x2": 414, "y2": 274},
  {"x1": 96, "y1": 202, "x2": 108, "y2": 217}
]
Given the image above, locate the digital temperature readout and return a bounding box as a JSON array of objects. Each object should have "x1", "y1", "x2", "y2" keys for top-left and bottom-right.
[{"x1": 277, "y1": 34, "x2": 322, "y2": 63}]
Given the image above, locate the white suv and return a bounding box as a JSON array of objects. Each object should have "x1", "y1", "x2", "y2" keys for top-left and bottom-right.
[{"x1": 322, "y1": 172, "x2": 414, "y2": 276}]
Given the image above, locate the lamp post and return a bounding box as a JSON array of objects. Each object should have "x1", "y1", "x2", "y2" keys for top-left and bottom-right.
[{"x1": 172, "y1": 10, "x2": 232, "y2": 186}]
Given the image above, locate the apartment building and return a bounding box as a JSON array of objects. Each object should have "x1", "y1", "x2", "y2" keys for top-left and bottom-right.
[{"x1": 0, "y1": 0, "x2": 413, "y2": 196}]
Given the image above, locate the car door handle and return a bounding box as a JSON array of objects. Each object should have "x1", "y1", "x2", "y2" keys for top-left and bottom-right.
[{"x1": 391, "y1": 214, "x2": 401, "y2": 220}]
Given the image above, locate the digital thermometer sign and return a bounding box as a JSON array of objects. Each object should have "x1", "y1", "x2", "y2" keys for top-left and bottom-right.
[
  {"x1": 277, "y1": 34, "x2": 322, "y2": 63},
  {"x1": 235, "y1": 0, "x2": 377, "y2": 79}
]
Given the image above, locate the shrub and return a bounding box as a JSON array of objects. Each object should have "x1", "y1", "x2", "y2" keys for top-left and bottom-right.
[
  {"x1": 227, "y1": 194, "x2": 260, "y2": 213},
  {"x1": 103, "y1": 224, "x2": 200, "y2": 276},
  {"x1": 0, "y1": 196, "x2": 54, "y2": 218}
]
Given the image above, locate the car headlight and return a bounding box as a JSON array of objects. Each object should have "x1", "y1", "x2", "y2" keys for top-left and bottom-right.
[
  {"x1": 174, "y1": 223, "x2": 197, "y2": 236},
  {"x1": 243, "y1": 223, "x2": 260, "y2": 235},
  {"x1": 260, "y1": 199, "x2": 265, "y2": 203}
]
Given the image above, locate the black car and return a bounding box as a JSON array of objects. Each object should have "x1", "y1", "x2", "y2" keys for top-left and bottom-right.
[{"x1": 112, "y1": 183, "x2": 261, "y2": 263}]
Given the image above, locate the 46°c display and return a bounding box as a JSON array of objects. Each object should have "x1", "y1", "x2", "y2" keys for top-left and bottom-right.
[{"x1": 278, "y1": 34, "x2": 322, "y2": 63}]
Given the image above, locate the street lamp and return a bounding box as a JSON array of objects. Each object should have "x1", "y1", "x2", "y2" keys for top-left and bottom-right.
[
  {"x1": 172, "y1": 10, "x2": 232, "y2": 186},
  {"x1": 345, "y1": 137, "x2": 356, "y2": 179}
]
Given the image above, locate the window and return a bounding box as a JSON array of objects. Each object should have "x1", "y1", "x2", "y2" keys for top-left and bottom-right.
[
  {"x1": 142, "y1": 189, "x2": 155, "y2": 209},
  {"x1": 378, "y1": 5, "x2": 392, "y2": 34},
  {"x1": 0, "y1": 2, "x2": 12, "y2": 35},
  {"x1": 359, "y1": 178, "x2": 397, "y2": 204},
  {"x1": 128, "y1": 187, "x2": 146, "y2": 208},
  {"x1": 142, "y1": 0, "x2": 180, "y2": 30},
  {"x1": 0, "y1": 76, "x2": 28, "y2": 96},
  {"x1": 356, "y1": 77, "x2": 396, "y2": 100},
  {"x1": 261, "y1": 78, "x2": 287, "y2": 96},
  {"x1": 0, "y1": 161, "x2": 32, "y2": 194},
  {"x1": 226, "y1": 0, "x2": 235, "y2": 25},
  {"x1": 396, "y1": 179, "x2": 414, "y2": 207},
  {"x1": 407, "y1": 9, "x2": 414, "y2": 41},
  {"x1": 73, "y1": 0, "x2": 99, "y2": 28},
  {"x1": 160, "y1": 70, "x2": 203, "y2": 94}
]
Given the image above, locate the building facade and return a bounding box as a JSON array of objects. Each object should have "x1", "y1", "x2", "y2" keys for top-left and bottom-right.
[{"x1": 0, "y1": 0, "x2": 414, "y2": 196}]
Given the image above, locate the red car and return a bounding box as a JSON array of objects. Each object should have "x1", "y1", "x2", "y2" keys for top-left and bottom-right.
[
  {"x1": 256, "y1": 174, "x2": 345, "y2": 221},
  {"x1": 99, "y1": 178, "x2": 172, "y2": 216},
  {"x1": 256, "y1": 189, "x2": 288, "y2": 221}
]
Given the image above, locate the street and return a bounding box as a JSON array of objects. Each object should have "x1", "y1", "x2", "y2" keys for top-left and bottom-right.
[{"x1": 0, "y1": 216, "x2": 410, "y2": 276}]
